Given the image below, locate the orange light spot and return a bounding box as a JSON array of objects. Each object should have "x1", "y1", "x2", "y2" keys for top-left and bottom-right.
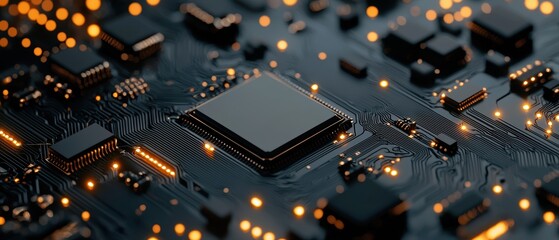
[
  {"x1": 87, "y1": 24, "x2": 100, "y2": 37},
  {"x1": 65, "y1": 38, "x2": 76, "y2": 48},
  {"x1": 85, "y1": 0, "x2": 102, "y2": 11},
  {"x1": 259, "y1": 15, "x2": 271, "y2": 27},
  {"x1": 56, "y1": 8, "x2": 69, "y2": 20},
  {"x1": 366, "y1": 6, "x2": 379, "y2": 18},
  {"x1": 129, "y1": 2, "x2": 142, "y2": 16},
  {"x1": 72, "y1": 13, "x2": 85, "y2": 26}
]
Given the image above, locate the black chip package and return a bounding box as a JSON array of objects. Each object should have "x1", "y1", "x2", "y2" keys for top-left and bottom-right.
[
  {"x1": 322, "y1": 180, "x2": 407, "y2": 239},
  {"x1": 101, "y1": 15, "x2": 164, "y2": 62},
  {"x1": 50, "y1": 48, "x2": 111, "y2": 89},
  {"x1": 48, "y1": 124, "x2": 117, "y2": 175},
  {"x1": 469, "y1": 5, "x2": 533, "y2": 59},
  {"x1": 180, "y1": 71, "x2": 352, "y2": 174}
]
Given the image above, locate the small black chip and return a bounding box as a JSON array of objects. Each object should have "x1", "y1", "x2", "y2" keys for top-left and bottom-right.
[
  {"x1": 485, "y1": 51, "x2": 510, "y2": 77},
  {"x1": 339, "y1": 53, "x2": 367, "y2": 78},
  {"x1": 410, "y1": 61, "x2": 437, "y2": 86},
  {"x1": 469, "y1": 5, "x2": 533, "y2": 59},
  {"x1": 180, "y1": 71, "x2": 351, "y2": 174},
  {"x1": 543, "y1": 80, "x2": 559, "y2": 102},
  {"x1": 422, "y1": 34, "x2": 467, "y2": 74},
  {"x1": 536, "y1": 177, "x2": 559, "y2": 210},
  {"x1": 321, "y1": 180, "x2": 407, "y2": 239},
  {"x1": 48, "y1": 124, "x2": 117, "y2": 175},
  {"x1": 440, "y1": 192, "x2": 489, "y2": 232},
  {"x1": 50, "y1": 48, "x2": 111, "y2": 89},
  {"x1": 441, "y1": 74, "x2": 488, "y2": 112},
  {"x1": 181, "y1": 0, "x2": 241, "y2": 44},
  {"x1": 383, "y1": 21, "x2": 434, "y2": 63},
  {"x1": 101, "y1": 15, "x2": 164, "y2": 62},
  {"x1": 509, "y1": 61, "x2": 553, "y2": 94},
  {"x1": 432, "y1": 133, "x2": 458, "y2": 155}
]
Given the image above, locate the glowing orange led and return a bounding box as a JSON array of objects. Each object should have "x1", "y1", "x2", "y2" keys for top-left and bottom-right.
[
  {"x1": 311, "y1": 84, "x2": 319, "y2": 91},
  {"x1": 259, "y1": 15, "x2": 271, "y2": 27},
  {"x1": 72, "y1": 13, "x2": 85, "y2": 26},
  {"x1": 87, "y1": 24, "x2": 100, "y2": 37},
  {"x1": 147, "y1": 0, "x2": 160, "y2": 6},
  {"x1": 293, "y1": 205, "x2": 305, "y2": 217},
  {"x1": 366, "y1": 6, "x2": 379, "y2": 18},
  {"x1": 56, "y1": 8, "x2": 69, "y2": 20},
  {"x1": 0, "y1": 129, "x2": 22, "y2": 147},
  {"x1": 277, "y1": 40, "x2": 288, "y2": 52},
  {"x1": 86, "y1": 180, "x2": 95, "y2": 190},
  {"x1": 61, "y1": 197, "x2": 70, "y2": 207},
  {"x1": 129, "y1": 2, "x2": 142, "y2": 16},
  {"x1": 134, "y1": 147, "x2": 177, "y2": 176},
  {"x1": 85, "y1": 0, "x2": 102, "y2": 11},
  {"x1": 188, "y1": 230, "x2": 202, "y2": 240},
  {"x1": 250, "y1": 197, "x2": 263, "y2": 208},
  {"x1": 367, "y1": 31, "x2": 378, "y2": 42}
]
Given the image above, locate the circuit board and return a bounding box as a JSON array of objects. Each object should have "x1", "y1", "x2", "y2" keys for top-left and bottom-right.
[{"x1": 1, "y1": 0, "x2": 559, "y2": 239}]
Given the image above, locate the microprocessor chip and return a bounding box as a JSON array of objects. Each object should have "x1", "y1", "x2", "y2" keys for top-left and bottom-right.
[
  {"x1": 180, "y1": 71, "x2": 352, "y2": 174},
  {"x1": 50, "y1": 48, "x2": 111, "y2": 89},
  {"x1": 321, "y1": 180, "x2": 407, "y2": 239},
  {"x1": 441, "y1": 74, "x2": 488, "y2": 112},
  {"x1": 469, "y1": 5, "x2": 533, "y2": 59},
  {"x1": 100, "y1": 15, "x2": 164, "y2": 62},
  {"x1": 48, "y1": 124, "x2": 117, "y2": 175}
]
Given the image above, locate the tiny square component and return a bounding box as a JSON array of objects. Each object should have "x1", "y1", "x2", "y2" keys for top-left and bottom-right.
[
  {"x1": 410, "y1": 61, "x2": 437, "y2": 86},
  {"x1": 180, "y1": 71, "x2": 351, "y2": 174},
  {"x1": 485, "y1": 51, "x2": 509, "y2": 77},
  {"x1": 536, "y1": 177, "x2": 559, "y2": 210},
  {"x1": 101, "y1": 15, "x2": 164, "y2": 62},
  {"x1": 383, "y1": 21, "x2": 434, "y2": 63},
  {"x1": 48, "y1": 124, "x2": 117, "y2": 175},
  {"x1": 469, "y1": 5, "x2": 533, "y2": 59},
  {"x1": 422, "y1": 34, "x2": 467, "y2": 74},
  {"x1": 544, "y1": 80, "x2": 559, "y2": 102},
  {"x1": 50, "y1": 48, "x2": 111, "y2": 89},
  {"x1": 440, "y1": 192, "x2": 489, "y2": 232},
  {"x1": 441, "y1": 74, "x2": 488, "y2": 112},
  {"x1": 339, "y1": 53, "x2": 367, "y2": 78},
  {"x1": 432, "y1": 133, "x2": 458, "y2": 155},
  {"x1": 322, "y1": 180, "x2": 407, "y2": 239}
]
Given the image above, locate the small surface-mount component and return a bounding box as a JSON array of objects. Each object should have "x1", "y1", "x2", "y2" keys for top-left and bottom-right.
[
  {"x1": 441, "y1": 74, "x2": 488, "y2": 112},
  {"x1": 394, "y1": 117, "x2": 417, "y2": 135},
  {"x1": 181, "y1": 0, "x2": 242, "y2": 44},
  {"x1": 321, "y1": 180, "x2": 407, "y2": 239},
  {"x1": 509, "y1": 61, "x2": 553, "y2": 94},
  {"x1": 200, "y1": 197, "x2": 232, "y2": 236},
  {"x1": 180, "y1": 71, "x2": 352, "y2": 174},
  {"x1": 50, "y1": 48, "x2": 111, "y2": 90},
  {"x1": 431, "y1": 133, "x2": 458, "y2": 155},
  {"x1": 48, "y1": 124, "x2": 117, "y2": 175},
  {"x1": 11, "y1": 87, "x2": 42, "y2": 108},
  {"x1": 244, "y1": 39, "x2": 268, "y2": 61},
  {"x1": 383, "y1": 21, "x2": 434, "y2": 63},
  {"x1": 100, "y1": 15, "x2": 164, "y2": 62},
  {"x1": 536, "y1": 176, "x2": 559, "y2": 210},
  {"x1": 118, "y1": 171, "x2": 152, "y2": 193},
  {"x1": 339, "y1": 53, "x2": 367, "y2": 78},
  {"x1": 410, "y1": 61, "x2": 437, "y2": 86},
  {"x1": 422, "y1": 34, "x2": 467, "y2": 74},
  {"x1": 437, "y1": 13, "x2": 462, "y2": 36},
  {"x1": 485, "y1": 51, "x2": 510, "y2": 77},
  {"x1": 440, "y1": 192, "x2": 489, "y2": 232},
  {"x1": 1, "y1": 65, "x2": 30, "y2": 92},
  {"x1": 43, "y1": 75, "x2": 74, "y2": 100},
  {"x1": 337, "y1": 159, "x2": 365, "y2": 182},
  {"x1": 543, "y1": 80, "x2": 559, "y2": 102},
  {"x1": 307, "y1": 0, "x2": 329, "y2": 14},
  {"x1": 468, "y1": 5, "x2": 533, "y2": 59},
  {"x1": 112, "y1": 77, "x2": 149, "y2": 102},
  {"x1": 337, "y1": 5, "x2": 358, "y2": 30}
]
